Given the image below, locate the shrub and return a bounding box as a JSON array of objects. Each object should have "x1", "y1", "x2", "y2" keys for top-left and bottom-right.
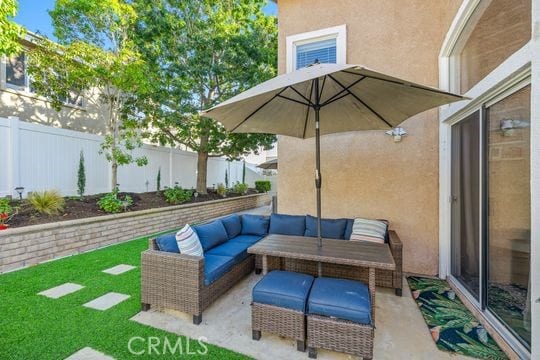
[
  {"x1": 97, "y1": 189, "x2": 133, "y2": 213},
  {"x1": 233, "y1": 182, "x2": 248, "y2": 195},
  {"x1": 224, "y1": 169, "x2": 229, "y2": 189},
  {"x1": 77, "y1": 150, "x2": 86, "y2": 199},
  {"x1": 216, "y1": 183, "x2": 227, "y2": 197},
  {"x1": 0, "y1": 198, "x2": 13, "y2": 229},
  {"x1": 156, "y1": 167, "x2": 161, "y2": 191},
  {"x1": 163, "y1": 186, "x2": 192, "y2": 205},
  {"x1": 29, "y1": 190, "x2": 65, "y2": 215},
  {"x1": 255, "y1": 180, "x2": 271, "y2": 193}
]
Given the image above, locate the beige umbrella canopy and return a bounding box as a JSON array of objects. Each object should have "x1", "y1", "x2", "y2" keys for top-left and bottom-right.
[
  {"x1": 257, "y1": 158, "x2": 278, "y2": 170},
  {"x1": 203, "y1": 63, "x2": 465, "y2": 250}
]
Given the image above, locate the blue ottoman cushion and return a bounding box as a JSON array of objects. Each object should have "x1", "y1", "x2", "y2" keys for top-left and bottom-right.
[
  {"x1": 253, "y1": 270, "x2": 314, "y2": 312},
  {"x1": 206, "y1": 241, "x2": 251, "y2": 263},
  {"x1": 344, "y1": 219, "x2": 354, "y2": 240},
  {"x1": 304, "y1": 215, "x2": 348, "y2": 239},
  {"x1": 221, "y1": 214, "x2": 242, "y2": 239},
  {"x1": 155, "y1": 232, "x2": 179, "y2": 253},
  {"x1": 269, "y1": 213, "x2": 306, "y2": 236},
  {"x1": 241, "y1": 214, "x2": 270, "y2": 236},
  {"x1": 308, "y1": 277, "x2": 372, "y2": 325},
  {"x1": 204, "y1": 254, "x2": 235, "y2": 286},
  {"x1": 193, "y1": 220, "x2": 229, "y2": 251}
]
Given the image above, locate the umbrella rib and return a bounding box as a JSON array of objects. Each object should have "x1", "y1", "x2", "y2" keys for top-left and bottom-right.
[
  {"x1": 327, "y1": 74, "x2": 393, "y2": 128},
  {"x1": 276, "y1": 94, "x2": 310, "y2": 107},
  {"x1": 289, "y1": 86, "x2": 314, "y2": 106},
  {"x1": 319, "y1": 75, "x2": 327, "y2": 99},
  {"x1": 230, "y1": 87, "x2": 289, "y2": 132},
  {"x1": 302, "y1": 81, "x2": 315, "y2": 139},
  {"x1": 342, "y1": 70, "x2": 464, "y2": 98},
  {"x1": 321, "y1": 76, "x2": 366, "y2": 106}
]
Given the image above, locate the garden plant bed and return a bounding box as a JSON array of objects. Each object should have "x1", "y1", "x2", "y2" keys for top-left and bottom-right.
[{"x1": 5, "y1": 189, "x2": 258, "y2": 229}]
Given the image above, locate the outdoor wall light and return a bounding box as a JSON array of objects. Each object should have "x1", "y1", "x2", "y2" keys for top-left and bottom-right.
[
  {"x1": 500, "y1": 119, "x2": 529, "y2": 137},
  {"x1": 385, "y1": 127, "x2": 407, "y2": 142},
  {"x1": 14, "y1": 187, "x2": 24, "y2": 200}
]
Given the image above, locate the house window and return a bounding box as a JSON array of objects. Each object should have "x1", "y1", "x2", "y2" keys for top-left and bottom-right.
[
  {"x1": 296, "y1": 38, "x2": 337, "y2": 69},
  {"x1": 5, "y1": 53, "x2": 28, "y2": 90},
  {"x1": 286, "y1": 24, "x2": 346, "y2": 73},
  {"x1": 459, "y1": 0, "x2": 531, "y2": 93}
]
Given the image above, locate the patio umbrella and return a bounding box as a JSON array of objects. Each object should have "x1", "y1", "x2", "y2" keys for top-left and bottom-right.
[
  {"x1": 202, "y1": 63, "x2": 465, "y2": 250},
  {"x1": 257, "y1": 158, "x2": 278, "y2": 170}
]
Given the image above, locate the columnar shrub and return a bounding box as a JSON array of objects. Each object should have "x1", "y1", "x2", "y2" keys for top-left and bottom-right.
[{"x1": 77, "y1": 150, "x2": 86, "y2": 199}]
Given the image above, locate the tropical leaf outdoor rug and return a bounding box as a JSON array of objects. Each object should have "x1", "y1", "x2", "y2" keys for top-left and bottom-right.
[{"x1": 407, "y1": 276, "x2": 507, "y2": 360}]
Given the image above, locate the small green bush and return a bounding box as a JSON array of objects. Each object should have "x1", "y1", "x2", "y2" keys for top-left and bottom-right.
[
  {"x1": 216, "y1": 183, "x2": 227, "y2": 197},
  {"x1": 255, "y1": 180, "x2": 271, "y2": 193},
  {"x1": 77, "y1": 150, "x2": 86, "y2": 199},
  {"x1": 0, "y1": 198, "x2": 11, "y2": 215},
  {"x1": 233, "y1": 182, "x2": 248, "y2": 195},
  {"x1": 97, "y1": 189, "x2": 133, "y2": 213},
  {"x1": 29, "y1": 190, "x2": 65, "y2": 215},
  {"x1": 163, "y1": 186, "x2": 192, "y2": 204}
]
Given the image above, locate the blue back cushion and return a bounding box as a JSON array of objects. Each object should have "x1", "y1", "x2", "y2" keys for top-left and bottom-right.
[
  {"x1": 269, "y1": 213, "x2": 306, "y2": 236},
  {"x1": 221, "y1": 214, "x2": 242, "y2": 239},
  {"x1": 344, "y1": 219, "x2": 354, "y2": 240},
  {"x1": 155, "y1": 232, "x2": 179, "y2": 253},
  {"x1": 304, "y1": 215, "x2": 348, "y2": 239},
  {"x1": 193, "y1": 221, "x2": 229, "y2": 251},
  {"x1": 241, "y1": 215, "x2": 270, "y2": 236}
]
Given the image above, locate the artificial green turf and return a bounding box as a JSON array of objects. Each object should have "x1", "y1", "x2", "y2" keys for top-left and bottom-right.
[{"x1": 0, "y1": 233, "x2": 249, "y2": 360}]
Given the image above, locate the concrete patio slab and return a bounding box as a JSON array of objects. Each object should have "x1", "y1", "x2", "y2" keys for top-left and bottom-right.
[
  {"x1": 64, "y1": 347, "x2": 115, "y2": 360},
  {"x1": 102, "y1": 264, "x2": 136, "y2": 275},
  {"x1": 83, "y1": 292, "x2": 130, "y2": 311},
  {"x1": 131, "y1": 274, "x2": 469, "y2": 360},
  {"x1": 38, "y1": 283, "x2": 84, "y2": 299}
]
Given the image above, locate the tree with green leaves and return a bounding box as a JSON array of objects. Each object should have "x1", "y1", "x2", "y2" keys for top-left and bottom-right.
[
  {"x1": 0, "y1": 0, "x2": 23, "y2": 56},
  {"x1": 27, "y1": 0, "x2": 150, "y2": 190},
  {"x1": 133, "y1": 0, "x2": 277, "y2": 194}
]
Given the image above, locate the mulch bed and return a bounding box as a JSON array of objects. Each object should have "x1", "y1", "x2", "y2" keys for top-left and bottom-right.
[{"x1": 5, "y1": 189, "x2": 258, "y2": 229}]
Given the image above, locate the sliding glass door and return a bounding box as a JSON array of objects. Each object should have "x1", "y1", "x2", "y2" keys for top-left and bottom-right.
[
  {"x1": 449, "y1": 85, "x2": 532, "y2": 349},
  {"x1": 486, "y1": 86, "x2": 531, "y2": 347}
]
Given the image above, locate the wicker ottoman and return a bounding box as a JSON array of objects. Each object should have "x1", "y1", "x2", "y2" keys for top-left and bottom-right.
[
  {"x1": 251, "y1": 270, "x2": 314, "y2": 352},
  {"x1": 307, "y1": 277, "x2": 374, "y2": 359}
]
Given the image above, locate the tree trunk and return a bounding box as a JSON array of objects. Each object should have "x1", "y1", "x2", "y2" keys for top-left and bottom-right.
[
  {"x1": 111, "y1": 161, "x2": 118, "y2": 191},
  {"x1": 196, "y1": 150, "x2": 208, "y2": 194}
]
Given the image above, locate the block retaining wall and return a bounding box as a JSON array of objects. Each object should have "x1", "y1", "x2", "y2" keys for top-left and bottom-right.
[{"x1": 0, "y1": 193, "x2": 271, "y2": 273}]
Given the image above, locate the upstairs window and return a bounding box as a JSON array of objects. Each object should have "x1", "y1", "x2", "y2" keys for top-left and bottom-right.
[
  {"x1": 296, "y1": 38, "x2": 337, "y2": 69},
  {"x1": 6, "y1": 53, "x2": 28, "y2": 89}
]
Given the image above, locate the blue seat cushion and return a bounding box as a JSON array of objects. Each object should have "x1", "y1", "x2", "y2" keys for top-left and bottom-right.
[
  {"x1": 253, "y1": 270, "x2": 314, "y2": 312},
  {"x1": 241, "y1": 214, "x2": 270, "y2": 236},
  {"x1": 205, "y1": 241, "x2": 251, "y2": 263},
  {"x1": 344, "y1": 219, "x2": 354, "y2": 240},
  {"x1": 269, "y1": 214, "x2": 306, "y2": 236},
  {"x1": 304, "y1": 215, "x2": 348, "y2": 239},
  {"x1": 221, "y1": 214, "x2": 242, "y2": 239},
  {"x1": 228, "y1": 234, "x2": 263, "y2": 245},
  {"x1": 308, "y1": 277, "x2": 372, "y2": 325},
  {"x1": 193, "y1": 220, "x2": 229, "y2": 251},
  {"x1": 204, "y1": 254, "x2": 235, "y2": 286},
  {"x1": 155, "y1": 232, "x2": 179, "y2": 253}
]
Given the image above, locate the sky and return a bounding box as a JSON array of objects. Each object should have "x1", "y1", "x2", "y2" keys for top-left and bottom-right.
[{"x1": 14, "y1": 0, "x2": 278, "y2": 40}]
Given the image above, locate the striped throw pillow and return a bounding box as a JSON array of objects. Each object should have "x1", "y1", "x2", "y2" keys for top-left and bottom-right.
[
  {"x1": 176, "y1": 224, "x2": 204, "y2": 257},
  {"x1": 349, "y1": 218, "x2": 388, "y2": 244}
]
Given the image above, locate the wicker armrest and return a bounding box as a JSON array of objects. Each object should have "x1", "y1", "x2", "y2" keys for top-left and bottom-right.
[
  {"x1": 388, "y1": 230, "x2": 402, "y2": 254},
  {"x1": 387, "y1": 230, "x2": 403, "y2": 295}
]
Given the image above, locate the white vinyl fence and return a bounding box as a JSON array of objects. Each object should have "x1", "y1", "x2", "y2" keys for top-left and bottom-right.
[{"x1": 0, "y1": 116, "x2": 264, "y2": 198}]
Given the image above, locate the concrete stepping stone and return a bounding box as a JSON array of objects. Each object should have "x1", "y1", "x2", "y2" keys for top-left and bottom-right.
[
  {"x1": 64, "y1": 347, "x2": 115, "y2": 360},
  {"x1": 83, "y1": 292, "x2": 130, "y2": 311},
  {"x1": 102, "y1": 264, "x2": 136, "y2": 275},
  {"x1": 38, "y1": 283, "x2": 84, "y2": 299}
]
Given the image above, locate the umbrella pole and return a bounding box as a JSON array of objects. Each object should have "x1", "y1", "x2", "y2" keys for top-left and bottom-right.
[{"x1": 314, "y1": 77, "x2": 322, "y2": 276}]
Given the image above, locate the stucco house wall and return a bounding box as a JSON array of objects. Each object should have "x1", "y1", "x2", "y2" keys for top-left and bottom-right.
[
  {"x1": 276, "y1": 0, "x2": 462, "y2": 275},
  {"x1": 0, "y1": 39, "x2": 108, "y2": 135}
]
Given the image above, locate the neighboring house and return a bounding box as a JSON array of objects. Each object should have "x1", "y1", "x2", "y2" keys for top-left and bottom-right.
[
  {"x1": 0, "y1": 34, "x2": 108, "y2": 134},
  {"x1": 275, "y1": 0, "x2": 538, "y2": 358}
]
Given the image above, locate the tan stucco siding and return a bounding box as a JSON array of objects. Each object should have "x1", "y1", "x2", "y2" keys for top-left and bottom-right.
[
  {"x1": 0, "y1": 89, "x2": 107, "y2": 134},
  {"x1": 277, "y1": 0, "x2": 462, "y2": 275}
]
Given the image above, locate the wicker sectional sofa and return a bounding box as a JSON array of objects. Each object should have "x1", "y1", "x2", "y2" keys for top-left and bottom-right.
[{"x1": 141, "y1": 213, "x2": 403, "y2": 324}]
